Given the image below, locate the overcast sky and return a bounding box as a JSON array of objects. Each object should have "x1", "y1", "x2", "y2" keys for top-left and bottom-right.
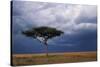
[{"x1": 12, "y1": 1, "x2": 97, "y2": 54}]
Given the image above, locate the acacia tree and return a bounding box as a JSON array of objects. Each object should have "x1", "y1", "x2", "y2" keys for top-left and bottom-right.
[{"x1": 22, "y1": 26, "x2": 63, "y2": 57}]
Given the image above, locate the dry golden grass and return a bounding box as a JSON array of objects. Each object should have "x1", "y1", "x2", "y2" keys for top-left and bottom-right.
[{"x1": 12, "y1": 51, "x2": 97, "y2": 66}]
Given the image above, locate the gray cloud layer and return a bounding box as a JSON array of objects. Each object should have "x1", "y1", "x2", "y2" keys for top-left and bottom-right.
[{"x1": 12, "y1": 1, "x2": 97, "y2": 34}]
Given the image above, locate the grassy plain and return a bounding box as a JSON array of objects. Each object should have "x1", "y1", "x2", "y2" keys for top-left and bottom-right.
[{"x1": 12, "y1": 51, "x2": 97, "y2": 66}]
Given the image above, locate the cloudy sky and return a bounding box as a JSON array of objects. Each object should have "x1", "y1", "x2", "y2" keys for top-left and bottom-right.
[{"x1": 12, "y1": 1, "x2": 97, "y2": 54}]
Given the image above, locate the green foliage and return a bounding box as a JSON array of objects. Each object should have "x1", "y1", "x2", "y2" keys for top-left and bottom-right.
[
  {"x1": 22, "y1": 30, "x2": 36, "y2": 38},
  {"x1": 22, "y1": 26, "x2": 63, "y2": 40}
]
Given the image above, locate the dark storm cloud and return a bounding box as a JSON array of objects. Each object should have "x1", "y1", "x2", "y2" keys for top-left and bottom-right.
[
  {"x1": 75, "y1": 16, "x2": 97, "y2": 24},
  {"x1": 48, "y1": 28, "x2": 97, "y2": 51}
]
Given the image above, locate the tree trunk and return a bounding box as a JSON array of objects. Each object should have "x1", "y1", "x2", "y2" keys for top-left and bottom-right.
[{"x1": 44, "y1": 41, "x2": 48, "y2": 57}]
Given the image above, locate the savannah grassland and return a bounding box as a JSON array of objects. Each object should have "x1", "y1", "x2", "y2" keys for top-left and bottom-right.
[{"x1": 12, "y1": 51, "x2": 97, "y2": 66}]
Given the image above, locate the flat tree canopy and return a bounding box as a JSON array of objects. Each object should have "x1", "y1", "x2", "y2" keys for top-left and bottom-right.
[{"x1": 22, "y1": 26, "x2": 63, "y2": 40}]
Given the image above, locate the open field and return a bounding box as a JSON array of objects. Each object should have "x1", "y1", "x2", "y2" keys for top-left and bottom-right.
[{"x1": 12, "y1": 51, "x2": 97, "y2": 66}]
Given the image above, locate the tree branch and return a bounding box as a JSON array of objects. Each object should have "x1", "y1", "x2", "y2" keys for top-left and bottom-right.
[
  {"x1": 34, "y1": 37, "x2": 45, "y2": 45},
  {"x1": 35, "y1": 38, "x2": 42, "y2": 43}
]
